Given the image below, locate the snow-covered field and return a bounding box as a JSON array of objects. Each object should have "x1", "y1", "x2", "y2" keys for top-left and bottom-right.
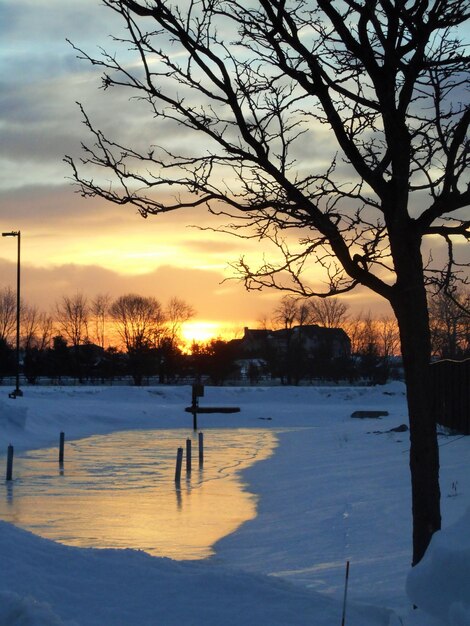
[{"x1": 0, "y1": 383, "x2": 469, "y2": 626}]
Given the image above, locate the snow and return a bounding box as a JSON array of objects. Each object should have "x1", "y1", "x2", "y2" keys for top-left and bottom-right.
[
  {"x1": 0, "y1": 382, "x2": 469, "y2": 626},
  {"x1": 407, "y1": 507, "x2": 470, "y2": 625}
]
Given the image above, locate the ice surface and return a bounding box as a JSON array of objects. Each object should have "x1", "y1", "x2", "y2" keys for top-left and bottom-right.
[{"x1": 0, "y1": 428, "x2": 277, "y2": 559}]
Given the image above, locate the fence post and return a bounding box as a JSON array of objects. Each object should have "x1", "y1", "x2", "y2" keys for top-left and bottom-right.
[
  {"x1": 186, "y1": 438, "x2": 192, "y2": 474},
  {"x1": 6, "y1": 444, "x2": 14, "y2": 481},
  {"x1": 175, "y1": 447, "x2": 183, "y2": 483},
  {"x1": 59, "y1": 431, "x2": 65, "y2": 465},
  {"x1": 198, "y1": 432, "x2": 204, "y2": 467}
]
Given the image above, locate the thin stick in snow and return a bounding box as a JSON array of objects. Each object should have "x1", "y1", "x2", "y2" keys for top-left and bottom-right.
[{"x1": 341, "y1": 560, "x2": 350, "y2": 626}]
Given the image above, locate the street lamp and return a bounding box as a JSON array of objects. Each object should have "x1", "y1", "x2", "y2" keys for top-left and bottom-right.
[{"x1": 2, "y1": 230, "x2": 22, "y2": 398}]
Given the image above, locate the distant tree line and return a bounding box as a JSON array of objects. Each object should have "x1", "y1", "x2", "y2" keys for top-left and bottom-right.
[
  {"x1": 251, "y1": 290, "x2": 469, "y2": 385},
  {"x1": 0, "y1": 287, "x2": 468, "y2": 387},
  {"x1": 0, "y1": 290, "x2": 194, "y2": 386}
]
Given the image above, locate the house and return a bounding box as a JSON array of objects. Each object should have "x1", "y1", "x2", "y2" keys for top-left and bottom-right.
[
  {"x1": 290, "y1": 325, "x2": 351, "y2": 358},
  {"x1": 230, "y1": 325, "x2": 351, "y2": 383},
  {"x1": 234, "y1": 325, "x2": 351, "y2": 360}
]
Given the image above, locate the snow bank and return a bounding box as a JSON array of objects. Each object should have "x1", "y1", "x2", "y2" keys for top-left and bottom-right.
[
  {"x1": 407, "y1": 507, "x2": 470, "y2": 625},
  {"x1": 0, "y1": 591, "x2": 70, "y2": 626},
  {"x1": 0, "y1": 399, "x2": 27, "y2": 431},
  {"x1": 0, "y1": 520, "x2": 394, "y2": 626}
]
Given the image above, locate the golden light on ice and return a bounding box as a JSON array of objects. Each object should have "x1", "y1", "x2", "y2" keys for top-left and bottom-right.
[{"x1": 0, "y1": 429, "x2": 278, "y2": 560}]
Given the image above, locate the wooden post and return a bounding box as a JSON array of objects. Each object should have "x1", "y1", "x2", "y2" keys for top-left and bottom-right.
[
  {"x1": 59, "y1": 431, "x2": 65, "y2": 465},
  {"x1": 198, "y1": 432, "x2": 204, "y2": 467},
  {"x1": 186, "y1": 438, "x2": 192, "y2": 474},
  {"x1": 192, "y1": 387, "x2": 198, "y2": 431},
  {"x1": 175, "y1": 447, "x2": 183, "y2": 483},
  {"x1": 6, "y1": 444, "x2": 14, "y2": 481}
]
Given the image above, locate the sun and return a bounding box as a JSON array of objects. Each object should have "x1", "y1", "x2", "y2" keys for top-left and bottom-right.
[{"x1": 181, "y1": 321, "x2": 222, "y2": 345}]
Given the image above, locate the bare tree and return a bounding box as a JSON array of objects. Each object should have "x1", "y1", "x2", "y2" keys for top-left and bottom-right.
[
  {"x1": 110, "y1": 294, "x2": 165, "y2": 352},
  {"x1": 0, "y1": 287, "x2": 17, "y2": 344},
  {"x1": 308, "y1": 297, "x2": 349, "y2": 329},
  {"x1": 343, "y1": 314, "x2": 366, "y2": 357},
  {"x1": 66, "y1": 0, "x2": 470, "y2": 564},
  {"x1": 110, "y1": 293, "x2": 166, "y2": 384},
  {"x1": 272, "y1": 295, "x2": 299, "y2": 330},
  {"x1": 21, "y1": 305, "x2": 53, "y2": 384},
  {"x1": 22, "y1": 305, "x2": 53, "y2": 351},
  {"x1": 429, "y1": 287, "x2": 470, "y2": 358},
  {"x1": 256, "y1": 313, "x2": 271, "y2": 331},
  {"x1": 56, "y1": 293, "x2": 90, "y2": 381},
  {"x1": 56, "y1": 293, "x2": 90, "y2": 348},
  {"x1": 90, "y1": 293, "x2": 111, "y2": 349},
  {"x1": 377, "y1": 316, "x2": 400, "y2": 359},
  {"x1": 350, "y1": 312, "x2": 378, "y2": 354},
  {"x1": 164, "y1": 297, "x2": 195, "y2": 347}
]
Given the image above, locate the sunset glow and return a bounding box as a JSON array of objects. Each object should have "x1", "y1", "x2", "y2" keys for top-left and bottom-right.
[{"x1": 181, "y1": 321, "x2": 225, "y2": 345}]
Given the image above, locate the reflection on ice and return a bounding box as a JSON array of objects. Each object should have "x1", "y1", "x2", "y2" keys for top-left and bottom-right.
[{"x1": 0, "y1": 428, "x2": 277, "y2": 560}]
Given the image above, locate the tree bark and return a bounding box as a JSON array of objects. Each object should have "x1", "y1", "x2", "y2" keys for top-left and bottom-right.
[{"x1": 391, "y1": 257, "x2": 441, "y2": 566}]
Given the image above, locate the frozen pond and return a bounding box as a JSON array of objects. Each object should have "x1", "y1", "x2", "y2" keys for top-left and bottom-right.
[{"x1": 1, "y1": 428, "x2": 277, "y2": 560}]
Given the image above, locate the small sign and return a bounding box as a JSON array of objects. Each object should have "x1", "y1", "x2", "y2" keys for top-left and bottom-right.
[{"x1": 192, "y1": 384, "x2": 204, "y2": 399}]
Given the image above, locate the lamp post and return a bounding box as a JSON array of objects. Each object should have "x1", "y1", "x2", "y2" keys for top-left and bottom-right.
[{"x1": 2, "y1": 230, "x2": 22, "y2": 398}]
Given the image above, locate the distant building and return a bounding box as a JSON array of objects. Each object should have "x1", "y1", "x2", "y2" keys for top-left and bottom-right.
[
  {"x1": 290, "y1": 325, "x2": 351, "y2": 359},
  {"x1": 234, "y1": 325, "x2": 351, "y2": 360},
  {"x1": 229, "y1": 325, "x2": 351, "y2": 383}
]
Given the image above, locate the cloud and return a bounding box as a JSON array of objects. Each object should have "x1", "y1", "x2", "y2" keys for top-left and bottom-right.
[
  {"x1": 0, "y1": 0, "x2": 122, "y2": 61},
  {"x1": 180, "y1": 238, "x2": 242, "y2": 256},
  {"x1": 0, "y1": 247, "x2": 391, "y2": 330},
  {"x1": 0, "y1": 257, "x2": 270, "y2": 326},
  {"x1": 0, "y1": 0, "x2": 138, "y2": 194}
]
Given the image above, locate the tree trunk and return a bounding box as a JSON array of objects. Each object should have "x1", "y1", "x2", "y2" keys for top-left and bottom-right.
[{"x1": 391, "y1": 278, "x2": 441, "y2": 566}]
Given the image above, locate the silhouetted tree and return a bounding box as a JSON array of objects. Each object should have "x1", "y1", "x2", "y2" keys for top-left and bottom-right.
[
  {"x1": 164, "y1": 297, "x2": 195, "y2": 348},
  {"x1": 429, "y1": 287, "x2": 470, "y2": 359},
  {"x1": 98, "y1": 346, "x2": 127, "y2": 382},
  {"x1": 110, "y1": 294, "x2": 165, "y2": 384},
  {"x1": 90, "y1": 293, "x2": 111, "y2": 349},
  {"x1": 47, "y1": 335, "x2": 70, "y2": 382},
  {"x1": 19, "y1": 305, "x2": 53, "y2": 383},
  {"x1": 272, "y1": 296, "x2": 303, "y2": 383},
  {"x1": 157, "y1": 337, "x2": 185, "y2": 383},
  {"x1": 56, "y1": 293, "x2": 90, "y2": 382},
  {"x1": 22, "y1": 305, "x2": 53, "y2": 352},
  {"x1": 191, "y1": 339, "x2": 239, "y2": 384},
  {"x1": 67, "y1": 0, "x2": 470, "y2": 564},
  {"x1": 0, "y1": 338, "x2": 15, "y2": 380},
  {"x1": 0, "y1": 287, "x2": 16, "y2": 344},
  {"x1": 308, "y1": 298, "x2": 349, "y2": 329}
]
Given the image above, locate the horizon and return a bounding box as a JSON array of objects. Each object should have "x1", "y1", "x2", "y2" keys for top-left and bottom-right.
[{"x1": 0, "y1": 241, "x2": 394, "y2": 345}]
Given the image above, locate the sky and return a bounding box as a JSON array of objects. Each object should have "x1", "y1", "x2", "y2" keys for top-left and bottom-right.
[{"x1": 1, "y1": 0, "x2": 465, "y2": 342}]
